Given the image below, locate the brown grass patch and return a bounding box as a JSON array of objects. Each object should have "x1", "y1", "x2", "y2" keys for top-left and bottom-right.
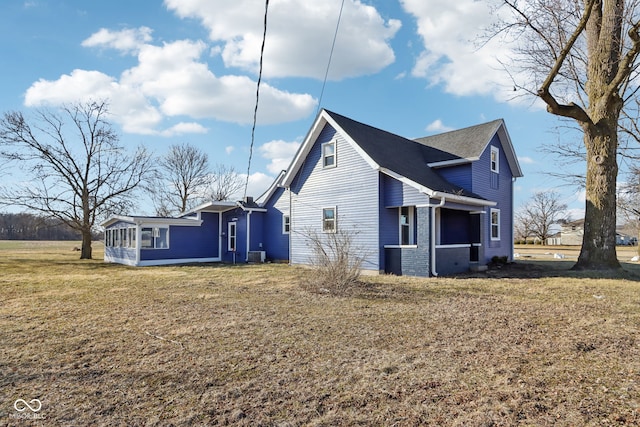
[{"x1": 1, "y1": 241, "x2": 640, "y2": 425}]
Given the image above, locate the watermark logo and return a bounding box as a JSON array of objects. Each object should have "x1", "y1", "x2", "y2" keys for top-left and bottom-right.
[{"x1": 10, "y1": 399, "x2": 45, "y2": 420}]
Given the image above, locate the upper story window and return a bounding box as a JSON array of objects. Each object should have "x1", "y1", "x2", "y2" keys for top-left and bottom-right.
[
  {"x1": 283, "y1": 214, "x2": 290, "y2": 234},
  {"x1": 322, "y1": 141, "x2": 336, "y2": 168},
  {"x1": 490, "y1": 146, "x2": 500, "y2": 173},
  {"x1": 490, "y1": 209, "x2": 500, "y2": 241},
  {"x1": 322, "y1": 207, "x2": 336, "y2": 233}
]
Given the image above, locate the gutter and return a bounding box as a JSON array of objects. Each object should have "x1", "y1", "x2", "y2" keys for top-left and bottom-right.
[{"x1": 427, "y1": 196, "x2": 446, "y2": 277}]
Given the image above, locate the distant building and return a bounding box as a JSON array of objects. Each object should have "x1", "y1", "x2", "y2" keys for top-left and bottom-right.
[{"x1": 561, "y1": 220, "x2": 585, "y2": 246}]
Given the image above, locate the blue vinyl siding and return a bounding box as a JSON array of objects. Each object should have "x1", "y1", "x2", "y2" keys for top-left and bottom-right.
[
  {"x1": 381, "y1": 173, "x2": 427, "y2": 207},
  {"x1": 470, "y1": 135, "x2": 514, "y2": 262},
  {"x1": 140, "y1": 212, "x2": 220, "y2": 261},
  {"x1": 437, "y1": 164, "x2": 472, "y2": 190},
  {"x1": 289, "y1": 124, "x2": 380, "y2": 272},
  {"x1": 262, "y1": 186, "x2": 290, "y2": 261}
]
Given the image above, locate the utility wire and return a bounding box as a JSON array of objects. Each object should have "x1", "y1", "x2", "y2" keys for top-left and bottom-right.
[
  {"x1": 245, "y1": 0, "x2": 269, "y2": 199},
  {"x1": 317, "y1": 0, "x2": 345, "y2": 115}
]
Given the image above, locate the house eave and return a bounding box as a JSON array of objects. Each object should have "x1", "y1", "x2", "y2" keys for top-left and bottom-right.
[
  {"x1": 102, "y1": 215, "x2": 203, "y2": 228},
  {"x1": 427, "y1": 158, "x2": 476, "y2": 168},
  {"x1": 378, "y1": 168, "x2": 495, "y2": 207}
]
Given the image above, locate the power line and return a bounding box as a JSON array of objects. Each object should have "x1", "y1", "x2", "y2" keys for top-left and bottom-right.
[
  {"x1": 317, "y1": 0, "x2": 345, "y2": 114},
  {"x1": 244, "y1": 0, "x2": 270, "y2": 199}
]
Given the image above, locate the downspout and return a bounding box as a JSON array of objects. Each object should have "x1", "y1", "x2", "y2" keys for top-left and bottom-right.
[
  {"x1": 428, "y1": 196, "x2": 446, "y2": 277},
  {"x1": 288, "y1": 187, "x2": 292, "y2": 265},
  {"x1": 246, "y1": 210, "x2": 252, "y2": 263}
]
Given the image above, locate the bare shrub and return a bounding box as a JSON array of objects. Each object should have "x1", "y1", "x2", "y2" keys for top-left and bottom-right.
[{"x1": 300, "y1": 227, "x2": 367, "y2": 295}]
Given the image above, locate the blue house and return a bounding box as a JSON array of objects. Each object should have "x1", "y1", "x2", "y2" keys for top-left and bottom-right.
[
  {"x1": 102, "y1": 199, "x2": 267, "y2": 266},
  {"x1": 103, "y1": 109, "x2": 522, "y2": 276}
]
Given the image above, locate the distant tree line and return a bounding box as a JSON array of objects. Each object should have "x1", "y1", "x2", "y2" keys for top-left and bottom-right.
[{"x1": 0, "y1": 212, "x2": 99, "y2": 241}]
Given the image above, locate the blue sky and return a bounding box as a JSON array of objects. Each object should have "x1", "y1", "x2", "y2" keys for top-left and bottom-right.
[{"x1": 0, "y1": 0, "x2": 586, "y2": 217}]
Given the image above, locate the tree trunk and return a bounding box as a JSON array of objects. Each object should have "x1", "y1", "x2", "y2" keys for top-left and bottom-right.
[
  {"x1": 80, "y1": 228, "x2": 93, "y2": 260},
  {"x1": 573, "y1": 122, "x2": 621, "y2": 270}
]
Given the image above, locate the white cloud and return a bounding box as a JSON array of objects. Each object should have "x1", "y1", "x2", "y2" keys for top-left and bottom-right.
[
  {"x1": 518, "y1": 156, "x2": 535, "y2": 164},
  {"x1": 237, "y1": 171, "x2": 274, "y2": 200},
  {"x1": 164, "y1": 0, "x2": 401, "y2": 80},
  {"x1": 24, "y1": 38, "x2": 317, "y2": 134},
  {"x1": 259, "y1": 139, "x2": 301, "y2": 174},
  {"x1": 426, "y1": 119, "x2": 453, "y2": 133},
  {"x1": 160, "y1": 122, "x2": 208, "y2": 137},
  {"x1": 225, "y1": 146, "x2": 234, "y2": 155},
  {"x1": 400, "y1": 0, "x2": 517, "y2": 101},
  {"x1": 82, "y1": 27, "x2": 153, "y2": 54}
]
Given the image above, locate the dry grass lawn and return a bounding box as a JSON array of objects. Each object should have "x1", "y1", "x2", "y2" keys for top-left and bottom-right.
[{"x1": 1, "y1": 241, "x2": 640, "y2": 425}]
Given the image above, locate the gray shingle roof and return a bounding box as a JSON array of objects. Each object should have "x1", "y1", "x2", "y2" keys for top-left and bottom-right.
[{"x1": 413, "y1": 119, "x2": 504, "y2": 161}]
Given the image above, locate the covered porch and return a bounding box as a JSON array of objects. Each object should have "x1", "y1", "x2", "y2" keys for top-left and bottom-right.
[{"x1": 383, "y1": 203, "x2": 487, "y2": 277}]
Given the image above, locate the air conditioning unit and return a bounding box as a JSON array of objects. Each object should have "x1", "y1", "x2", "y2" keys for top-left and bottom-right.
[{"x1": 247, "y1": 251, "x2": 266, "y2": 263}]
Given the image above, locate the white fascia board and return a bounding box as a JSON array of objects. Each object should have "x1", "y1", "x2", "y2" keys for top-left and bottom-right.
[
  {"x1": 430, "y1": 191, "x2": 497, "y2": 207},
  {"x1": 182, "y1": 201, "x2": 238, "y2": 216},
  {"x1": 137, "y1": 217, "x2": 203, "y2": 227},
  {"x1": 256, "y1": 170, "x2": 286, "y2": 204},
  {"x1": 282, "y1": 111, "x2": 329, "y2": 187},
  {"x1": 496, "y1": 123, "x2": 524, "y2": 178},
  {"x1": 427, "y1": 157, "x2": 476, "y2": 168},
  {"x1": 101, "y1": 215, "x2": 136, "y2": 227},
  {"x1": 282, "y1": 110, "x2": 380, "y2": 187},
  {"x1": 379, "y1": 168, "x2": 433, "y2": 195}
]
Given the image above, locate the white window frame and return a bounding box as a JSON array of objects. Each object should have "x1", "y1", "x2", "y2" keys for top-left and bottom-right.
[
  {"x1": 322, "y1": 140, "x2": 336, "y2": 169},
  {"x1": 322, "y1": 207, "x2": 337, "y2": 233},
  {"x1": 282, "y1": 214, "x2": 290, "y2": 234},
  {"x1": 490, "y1": 208, "x2": 500, "y2": 241},
  {"x1": 399, "y1": 206, "x2": 415, "y2": 245},
  {"x1": 228, "y1": 221, "x2": 237, "y2": 251},
  {"x1": 490, "y1": 146, "x2": 500, "y2": 173},
  {"x1": 141, "y1": 226, "x2": 170, "y2": 249}
]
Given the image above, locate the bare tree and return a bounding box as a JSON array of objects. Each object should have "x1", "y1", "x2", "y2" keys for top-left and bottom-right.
[
  {"x1": 205, "y1": 163, "x2": 244, "y2": 201},
  {"x1": 0, "y1": 101, "x2": 152, "y2": 259},
  {"x1": 156, "y1": 143, "x2": 210, "y2": 213},
  {"x1": 516, "y1": 191, "x2": 569, "y2": 245},
  {"x1": 494, "y1": 1, "x2": 640, "y2": 270}
]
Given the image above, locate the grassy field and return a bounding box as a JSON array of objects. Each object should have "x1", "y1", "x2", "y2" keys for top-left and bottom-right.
[{"x1": 1, "y1": 241, "x2": 640, "y2": 425}]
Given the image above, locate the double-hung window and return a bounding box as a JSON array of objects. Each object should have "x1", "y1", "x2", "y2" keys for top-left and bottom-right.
[
  {"x1": 490, "y1": 209, "x2": 500, "y2": 240},
  {"x1": 322, "y1": 207, "x2": 336, "y2": 233},
  {"x1": 490, "y1": 146, "x2": 500, "y2": 173},
  {"x1": 283, "y1": 214, "x2": 290, "y2": 234},
  {"x1": 322, "y1": 141, "x2": 336, "y2": 168}
]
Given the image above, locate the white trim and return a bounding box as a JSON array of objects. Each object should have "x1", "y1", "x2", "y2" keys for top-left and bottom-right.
[
  {"x1": 428, "y1": 157, "x2": 476, "y2": 168},
  {"x1": 282, "y1": 214, "x2": 290, "y2": 234},
  {"x1": 322, "y1": 140, "x2": 337, "y2": 169},
  {"x1": 490, "y1": 208, "x2": 501, "y2": 241},
  {"x1": 384, "y1": 245, "x2": 418, "y2": 249},
  {"x1": 491, "y1": 146, "x2": 500, "y2": 173},
  {"x1": 435, "y1": 244, "x2": 472, "y2": 249},
  {"x1": 322, "y1": 206, "x2": 337, "y2": 233},
  {"x1": 228, "y1": 221, "x2": 237, "y2": 251},
  {"x1": 105, "y1": 256, "x2": 221, "y2": 267}
]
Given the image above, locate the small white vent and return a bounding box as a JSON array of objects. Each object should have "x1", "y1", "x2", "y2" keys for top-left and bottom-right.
[{"x1": 247, "y1": 251, "x2": 266, "y2": 263}]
